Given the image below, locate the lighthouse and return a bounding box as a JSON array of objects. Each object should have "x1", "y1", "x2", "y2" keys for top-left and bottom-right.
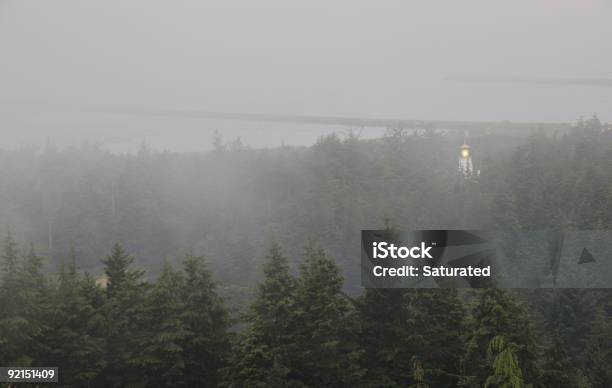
[{"x1": 458, "y1": 132, "x2": 478, "y2": 179}]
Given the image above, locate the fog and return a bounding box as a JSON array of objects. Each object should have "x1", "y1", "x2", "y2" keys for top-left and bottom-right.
[
  {"x1": 1, "y1": 6, "x2": 612, "y2": 384},
  {"x1": 1, "y1": 0, "x2": 611, "y2": 151}
]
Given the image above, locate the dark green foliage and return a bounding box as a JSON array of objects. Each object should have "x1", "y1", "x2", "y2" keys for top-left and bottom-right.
[
  {"x1": 0, "y1": 241, "x2": 236, "y2": 388},
  {"x1": 358, "y1": 289, "x2": 415, "y2": 387},
  {"x1": 537, "y1": 289, "x2": 601, "y2": 368},
  {"x1": 410, "y1": 357, "x2": 429, "y2": 388},
  {"x1": 540, "y1": 337, "x2": 590, "y2": 388},
  {"x1": 0, "y1": 231, "x2": 20, "y2": 287},
  {"x1": 0, "y1": 233, "x2": 48, "y2": 367},
  {"x1": 248, "y1": 243, "x2": 296, "y2": 343},
  {"x1": 359, "y1": 288, "x2": 466, "y2": 387},
  {"x1": 225, "y1": 243, "x2": 364, "y2": 387},
  {"x1": 99, "y1": 243, "x2": 150, "y2": 388},
  {"x1": 140, "y1": 263, "x2": 189, "y2": 387},
  {"x1": 462, "y1": 289, "x2": 540, "y2": 387},
  {"x1": 224, "y1": 330, "x2": 272, "y2": 388},
  {"x1": 102, "y1": 243, "x2": 146, "y2": 296},
  {"x1": 288, "y1": 244, "x2": 364, "y2": 387},
  {"x1": 412, "y1": 289, "x2": 467, "y2": 386},
  {"x1": 223, "y1": 243, "x2": 301, "y2": 387},
  {"x1": 583, "y1": 310, "x2": 612, "y2": 388},
  {"x1": 180, "y1": 254, "x2": 230, "y2": 388},
  {"x1": 37, "y1": 260, "x2": 105, "y2": 387}
]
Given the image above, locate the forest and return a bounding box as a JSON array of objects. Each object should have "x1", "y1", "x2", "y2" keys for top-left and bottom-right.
[{"x1": 1, "y1": 116, "x2": 611, "y2": 387}]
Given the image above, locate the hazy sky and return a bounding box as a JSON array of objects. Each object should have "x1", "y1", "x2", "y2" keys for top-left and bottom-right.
[{"x1": 0, "y1": 0, "x2": 610, "y2": 150}]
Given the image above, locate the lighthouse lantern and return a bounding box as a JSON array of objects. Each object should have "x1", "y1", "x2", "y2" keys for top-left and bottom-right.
[{"x1": 458, "y1": 133, "x2": 476, "y2": 179}]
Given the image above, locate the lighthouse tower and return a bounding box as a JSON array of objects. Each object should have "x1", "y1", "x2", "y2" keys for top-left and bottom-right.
[{"x1": 458, "y1": 132, "x2": 477, "y2": 179}]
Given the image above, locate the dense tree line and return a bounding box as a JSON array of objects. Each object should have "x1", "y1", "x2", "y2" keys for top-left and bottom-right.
[
  {"x1": 0, "y1": 237, "x2": 230, "y2": 387},
  {"x1": 1, "y1": 116, "x2": 611, "y2": 386},
  {"x1": 1, "y1": 236, "x2": 610, "y2": 387},
  {"x1": 1, "y1": 119, "x2": 608, "y2": 294},
  {"x1": 0, "y1": 124, "x2": 527, "y2": 295}
]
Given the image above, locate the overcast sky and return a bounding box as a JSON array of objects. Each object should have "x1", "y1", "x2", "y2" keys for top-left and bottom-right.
[{"x1": 0, "y1": 0, "x2": 610, "y2": 150}]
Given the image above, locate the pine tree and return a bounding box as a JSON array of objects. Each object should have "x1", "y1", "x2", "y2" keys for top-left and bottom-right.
[
  {"x1": 359, "y1": 288, "x2": 466, "y2": 387},
  {"x1": 0, "y1": 230, "x2": 19, "y2": 287},
  {"x1": 102, "y1": 243, "x2": 145, "y2": 296},
  {"x1": 462, "y1": 289, "x2": 540, "y2": 387},
  {"x1": 0, "y1": 232, "x2": 31, "y2": 366},
  {"x1": 540, "y1": 336, "x2": 590, "y2": 388},
  {"x1": 538, "y1": 289, "x2": 600, "y2": 369},
  {"x1": 583, "y1": 309, "x2": 612, "y2": 387},
  {"x1": 37, "y1": 258, "x2": 105, "y2": 387},
  {"x1": 100, "y1": 243, "x2": 149, "y2": 388},
  {"x1": 223, "y1": 243, "x2": 299, "y2": 387},
  {"x1": 288, "y1": 244, "x2": 363, "y2": 387},
  {"x1": 181, "y1": 253, "x2": 231, "y2": 388},
  {"x1": 411, "y1": 289, "x2": 467, "y2": 386},
  {"x1": 19, "y1": 245, "x2": 52, "y2": 368},
  {"x1": 358, "y1": 288, "x2": 415, "y2": 387},
  {"x1": 223, "y1": 328, "x2": 298, "y2": 388},
  {"x1": 248, "y1": 243, "x2": 295, "y2": 356},
  {"x1": 141, "y1": 262, "x2": 189, "y2": 387},
  {"x1": 0, "y1": 230, "x2": 21, "y2": 316}
]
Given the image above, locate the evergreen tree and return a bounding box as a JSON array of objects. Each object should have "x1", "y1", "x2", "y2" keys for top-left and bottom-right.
[
  {"x1": 288, "y1": 244, "x2": 363, "y2": 387},
  {"x1": 462, "y1": 289, "x2": 540, "y2": 387},
  {"x1": 19, "y1": 245, "x2": 51, "y2": 364},
  {"x1": 411, "y1": 289, "x2": 467, "y2": 386},
  {"x1": 141, "y1": 262, "x2": 189, "y2": 387},
  {"x1": 223, "y1": 243, "x2": 299, "y2": 387},
  {"x1": 0, "y1": 232, "x2": 32, "y2": 366},
  {"x1": 181, "y1": 253, "x2": 231, "y2": 388},
  {"x1": 223, "y1": 328, "x2": 298, "y2": 388},
  {"x1": 538, "y1": 289, "x2": 600, "y2": 369},
  {"x1": 100, "y1": 243, "x2": 149, "y2": 388},
  {"x1": 18, "y1": 247, "x2": 53, "y2": 372},
  {"x1": 540, "y1": 337, "x2": 590, "y2": 388},
  {"x1": 0, "y1": 230, "x2": 20, "y2": 288},
  {"x1": 102, "y1": 243, "x2": 145, "y2": 295},
  {"x1": 21, "y1": 245, "x2": 45, "y2": 292},
  {"x1": 359, "y1": 288, "x2": 466, "y2": 387},
  {"x1": 37, "y1": 258, "x2": 105, "y2": 387},
  {"x1": 583, "y1": 310, "x2": 612, "y2": 387},
  {"x1": 248, "y1": 243, "x2": 296, "y2": 344},
  {"x1": 358, "y1": 288, "x2": 415, "y2": 387}
]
